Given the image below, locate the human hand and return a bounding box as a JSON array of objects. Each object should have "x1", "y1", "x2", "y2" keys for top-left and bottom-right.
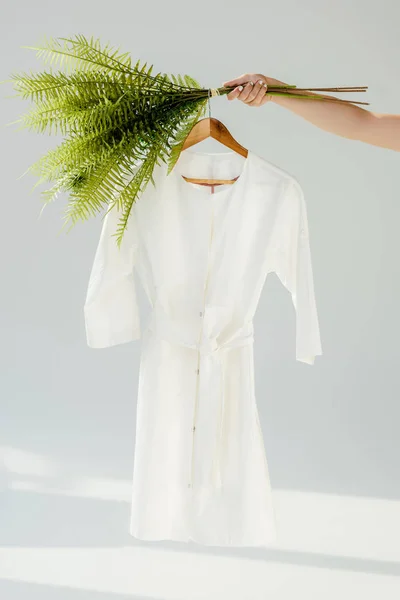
[{"x1": 222, "y1": 73, "x2": 271, "y2": 107}]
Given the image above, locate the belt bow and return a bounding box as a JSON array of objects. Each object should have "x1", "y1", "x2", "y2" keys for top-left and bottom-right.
[{"x1": 146, "y1": 303, "x2": 254, "y2": 489}]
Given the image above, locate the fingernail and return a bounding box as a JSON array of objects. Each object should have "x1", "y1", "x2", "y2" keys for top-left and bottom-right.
[{"x1": 238, "y1": 86, "x2": 243, "y2": 91}]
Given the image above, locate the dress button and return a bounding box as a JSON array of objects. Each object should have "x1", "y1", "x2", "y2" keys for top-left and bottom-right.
[
  {"x1": 199, "y1": 311, "x2": 203, "y2": 317},
  {"x1": 195, "y1": 368, "x2": 200, "y2": 374}
]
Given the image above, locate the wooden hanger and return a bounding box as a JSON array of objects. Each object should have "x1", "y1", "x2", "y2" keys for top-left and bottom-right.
[{"x1": 177, "y1": 116, "x2": 248, "y2": 189}]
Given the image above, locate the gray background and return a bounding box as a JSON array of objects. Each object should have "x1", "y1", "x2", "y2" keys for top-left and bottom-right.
[{"x1": 1, "y1": 0, "x2": 399, "y2": 598}]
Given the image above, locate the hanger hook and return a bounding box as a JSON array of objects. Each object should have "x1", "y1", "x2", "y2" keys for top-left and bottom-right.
[{"x1": 207, "y1": 88, "x2": 221, "y2": 119}]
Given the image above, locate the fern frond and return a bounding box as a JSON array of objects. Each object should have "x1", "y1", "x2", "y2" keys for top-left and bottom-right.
[
  {"x1": 60, "y1": 141, "x2": 137, "y2": 226},
  {"x1": 166, "y1": 99, "x2": 208, "y2": 175},
  {"x1": 113, "y1": 150, "x2": 159, "y2": 247},
  {"x1": 22, "y1": 34, "x2": 135, "y2": 75},
  {"x1": 10, "y1": 69, "x2": 130, "y2": 104},
  {"x1": 6, "y1": 35, "x2": 235, "y2": 244}
]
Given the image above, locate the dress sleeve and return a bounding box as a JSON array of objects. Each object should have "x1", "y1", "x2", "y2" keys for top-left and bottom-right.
[
  {"x1": 272, "y1": 178, "x2": 322, "y2": 365},
  {"x1": 84, "y1": 201, "x2": 141, "y2": 348}
]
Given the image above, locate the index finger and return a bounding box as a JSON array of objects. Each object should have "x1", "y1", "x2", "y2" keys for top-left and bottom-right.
[{"x1": 222, "y1": 75, "x2": 249, "y2": 87}]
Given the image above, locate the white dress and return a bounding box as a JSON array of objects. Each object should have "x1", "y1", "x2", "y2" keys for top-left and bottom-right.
[{"x1": 84, "y1": 148, "x2": 323, "y2": 547}]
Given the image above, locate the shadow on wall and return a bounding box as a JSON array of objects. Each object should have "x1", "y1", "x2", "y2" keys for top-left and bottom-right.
[
  {"x1": 0, "y1": 580, "x2": 160, "y2": 600},
  {"x1": 1, "y1": 446, "x2": 400, "y2": 578}
]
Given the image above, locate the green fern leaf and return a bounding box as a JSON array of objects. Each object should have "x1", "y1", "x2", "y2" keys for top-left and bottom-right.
[{"x1": 166, "y1": 99, "x2": 208, "y2": 175}]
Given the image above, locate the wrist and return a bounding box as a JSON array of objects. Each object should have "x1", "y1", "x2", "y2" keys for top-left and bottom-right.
[{"x1": 264, "y1": 77, "x2": 290, "y2": 103}]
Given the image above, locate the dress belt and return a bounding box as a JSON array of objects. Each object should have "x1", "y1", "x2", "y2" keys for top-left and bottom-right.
[{"x1": 145, "y1": 304, "x2": 255, "y2": 489}]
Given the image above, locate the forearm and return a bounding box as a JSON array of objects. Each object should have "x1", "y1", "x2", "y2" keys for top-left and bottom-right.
[{"x1": 267, "y1": 77, "x2": 400, "y2": 152}]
